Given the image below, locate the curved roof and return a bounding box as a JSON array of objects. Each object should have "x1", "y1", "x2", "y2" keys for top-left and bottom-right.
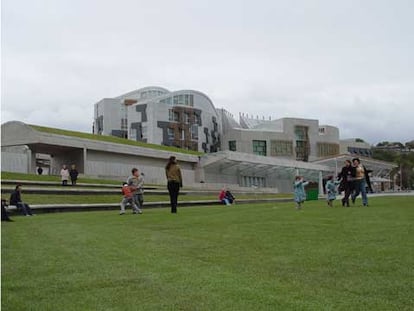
[
  {"x1": 115, "y1": 86, "x2": 170, "y2": 100},
  {"x1": 134, "y1": 89, "x2": 217, "y2": 113}
]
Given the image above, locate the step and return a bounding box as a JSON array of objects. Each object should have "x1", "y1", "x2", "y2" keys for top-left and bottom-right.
[{"x1": 6, "y1": 198, "x2": 292, "y2": 214}]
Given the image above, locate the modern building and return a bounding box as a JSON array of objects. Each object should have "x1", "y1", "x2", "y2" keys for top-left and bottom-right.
[
  {"x1": 219, "y1": 112, "x2": 340, "y2": 162},
  {"x1": 1, "y1": 121, "x2": 334, "y2": 193},
  {"x1": 93, "y1": 86, "x2": 221, "y2": 153},
  {"x1": 339, "y1": 138, "x2": 372, "y2": 157},
  {"x1": 93, "y1": 86, "x2": 349, "y2": 161}
]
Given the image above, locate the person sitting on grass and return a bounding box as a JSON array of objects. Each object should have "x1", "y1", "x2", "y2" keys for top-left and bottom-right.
[
  {"x1": 119, "y1": 183, "x2": 141, "y2": 215},
  {"x1": 225, "y1": 189, "x2": 235, "y2": 204},
  {"x1": 219, "y1": 187, "x2": 231, "y2": 205},
  {"x1": 325, "y1": 175, "x2": 340, "y2": 207},
  {"x1": 293, "y1": 176, "x2": 309, "y2": 210},
  {"x1": 9, "y1": 184, "x2": 34, "y2": 216}
]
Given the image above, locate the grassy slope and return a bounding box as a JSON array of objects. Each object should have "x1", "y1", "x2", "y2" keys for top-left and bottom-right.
[
  {"x1": 1, "y1": 172, "x2": 121, "y2": 185},
  {"x1": 2, "y1": 197, "x2": 413, "y2": 310},
  {"x1": 30, "y1": 124, "x2": 202, "y2": 156}
]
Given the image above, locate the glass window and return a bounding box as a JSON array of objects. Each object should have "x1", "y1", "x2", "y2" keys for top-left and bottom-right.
[
  {"x1": 317, "y1": 143, "x2": 339, "y2": 157},
  {"x1": 141, "y1": 125, "x2": 147, "y2": 139},
  {"x1": 252, "y1": 140, "x2": 267, "y2": 156},
  {"x1": 167, "y1": 128, "x2": 174, "y2": 140},
  {"x1": 229, "y1": 140, "x2": 236, "y2": 151},
  {"x1": 270, "y1": 140, "x2": 293, "y2": 156},
  {"x1": 295, "y1": 126, "x2": 307, "y2": 140},
  {"x1": 168, "y1": 110, "x2": 174, "y2": 121},
  {"x1": 184, "y1": 112, "x2": 190, "y2": 123},
  {"x1": 191, "y1": 124, "x2": 198, "y2": 140},
  {"x1": 174, "y1": 111, "x2": 180, "y2": 122}
]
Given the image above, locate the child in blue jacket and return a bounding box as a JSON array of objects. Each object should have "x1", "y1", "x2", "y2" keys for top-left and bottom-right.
[{"x1": 293, "y1": 176, "x2": 309, "y2": 210}]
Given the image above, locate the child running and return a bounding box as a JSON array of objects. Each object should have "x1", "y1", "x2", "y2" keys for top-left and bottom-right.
[
  {"x1": 293, "y1": 176, "x2": 309, "y2": 210},
  {"x1": 325, "y1": 176, "x2": 340, "y2": 207},
  {"x1": 119, "y1": 183, "x2": 140, "y2": 215}
]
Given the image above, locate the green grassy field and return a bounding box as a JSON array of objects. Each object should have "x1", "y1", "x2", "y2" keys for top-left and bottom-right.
[{"x1": 2, "y1": 197, "x2": 413, "y2": 310}]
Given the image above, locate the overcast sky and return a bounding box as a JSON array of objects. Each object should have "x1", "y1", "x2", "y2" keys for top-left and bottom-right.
[{"x1": 2, "y1": 0, "x2": 413, "y2": 145}]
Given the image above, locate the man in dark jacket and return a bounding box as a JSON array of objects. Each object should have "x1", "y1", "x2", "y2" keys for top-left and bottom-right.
[{"x1": 9, "y1": 184, "x2": 34, "y2": 216}]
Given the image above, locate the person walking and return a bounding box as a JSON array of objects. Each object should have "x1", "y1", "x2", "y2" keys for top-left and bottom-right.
[
  {"x1": 69, "y1": 164, "x2": 79, "y2": 186},
  {"x1": 126, "y1": 168, "x2": 144, "y2": 214},
  {"x1": 351, "y1": 158, "x2": 369, "y2": 206},
  {"x1": 337, "y1": 160, "x2": 355, "y2": 207},
  {"x1": 165, "y1": 156, "x2": 182, "y2": 213},
  {"x1": 60, "y1": 165, "x2": 69, "y2": 186}
]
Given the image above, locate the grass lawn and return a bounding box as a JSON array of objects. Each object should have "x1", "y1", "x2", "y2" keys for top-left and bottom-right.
[{"x1": 2, "y1": 196, "x2": 413, "y2": 310}]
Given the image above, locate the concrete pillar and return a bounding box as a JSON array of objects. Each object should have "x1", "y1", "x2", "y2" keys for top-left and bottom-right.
[
  {"x1": 83, "y1": 148, "x2": 88, "y2": 175},
  {"x1": 319, "y1": 171, "x2": 324, "y2": 195},
  {"x1": 30, "y1": 151, "x2": 36, "y2": 174}
]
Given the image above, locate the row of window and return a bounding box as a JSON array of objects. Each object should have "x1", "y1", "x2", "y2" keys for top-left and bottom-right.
[
  {"x1": 140, "y1": 90, "x2": 166, "y2": 99},
  {"x1": 229, "y1": 140, "x2": 339, "y2": 158},
  {"x1": 167, "y1": 125, "x2": 199, "y2": 141},
  {"x1": 160, "y1": 94, "x2": 194, "y2": 107},
  {"x1": 168, "y1": 109, "x2": 201, "y2": 124}
]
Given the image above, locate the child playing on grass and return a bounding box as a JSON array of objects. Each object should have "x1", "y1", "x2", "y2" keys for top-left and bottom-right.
[
  {"x1": 119, "y1": 183, "x2": 141, "y2": 215},
  {"x1": 293, "y1": 176, "x2": 309, "y2": 210},
  {"x1": 325, "y1": 176, "x2": 340, "y2": 207}
]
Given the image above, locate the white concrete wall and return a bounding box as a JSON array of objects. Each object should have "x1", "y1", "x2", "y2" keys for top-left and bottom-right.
[
  {"x1": 1, "y1": 146, "x2": 31, "y2": 173},
  {"x1": 85, "y1": 150, "x2": 196, "y2": 185}
]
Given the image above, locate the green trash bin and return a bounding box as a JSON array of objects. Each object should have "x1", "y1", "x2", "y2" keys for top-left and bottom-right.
[
  {"x1": 306, "y1": 189, "x2": 319, "y2": 201},
  {"x1": 305, "y1": 182, "x2": 319, "y2": 200}
]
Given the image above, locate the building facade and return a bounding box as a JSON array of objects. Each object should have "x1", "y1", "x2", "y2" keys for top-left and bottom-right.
[
  {"x1": 94, "y1": 85, "x2": 373, "y2": 161},
  {"x1": 219, "y1": 113, "x2": 340, "y2": 162},
  {"x1": 93, "y1": 86, "x2": 220, "y2": 153}
]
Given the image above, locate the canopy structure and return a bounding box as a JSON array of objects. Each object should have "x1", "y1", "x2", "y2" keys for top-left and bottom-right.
[
  {"x1": 200, "y1": 151, "x2": 332, "y2": 192},
  {"x1": 312, "y1": 154, "x2": 397, "y2": 179}
]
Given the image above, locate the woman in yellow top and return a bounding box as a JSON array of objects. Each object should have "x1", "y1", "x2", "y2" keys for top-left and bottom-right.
[{"x1": 165, "y1": 156, "x2": 183, "y2": 213}]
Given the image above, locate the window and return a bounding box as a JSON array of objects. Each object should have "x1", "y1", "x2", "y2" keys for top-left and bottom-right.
[
  {"x1": 319, "y1": 127, "x2": 326, "y2": 134},
  {"x1": 181, "y1": 129, "x2": 185, "y2": 140},
  {"x1": 270, "y1": 140, "x2": 293, "y2": 156},
  {"x1": 229, "y1": 140, "x2": 236, "y2": 151},
  {"x1": 121, "y1": 118, "x2": 128, "y2": 130},
  {"x1": 160, "y1": 97, "x2": 172, "y2": 105},
  {"x1": 253, "y1": 140, "x2": 267, "y2": 156},
  {"x1": 184, "y1": 112, "x2": 190, "y2": 124},
  {"x1": 174, "y1": 111, "x2": 180, "y2": 122},
  {"x1": 317, "y1": 143, "x2": 339, "y2": 157},
  {"x1": 169, "y1": 110, "x2": 180, "y2": 122},
  {"x1": 167, "y1": 128, "x2": 174, "y2": 140},
  {"x1": 191, "y1": 124, "x2": 198, "y2": 140},
  {"x1": 141, "y1": 125, "x2": 147, "y2": 139},
  {"x1": 295, "y1": 126, "x2": 307, "y2": 140},
  {"x1": 195, "y1": 114, "x2": 201, "y2": 125}
]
